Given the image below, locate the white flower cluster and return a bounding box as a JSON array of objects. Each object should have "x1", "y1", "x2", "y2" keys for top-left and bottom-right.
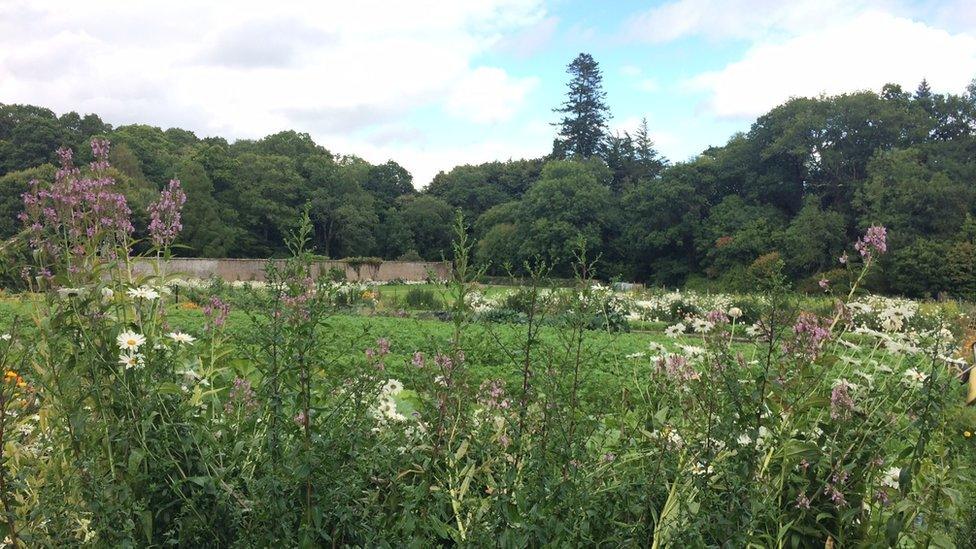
[
  {"x1": 116, "y1": 330, "x2": 146, "y2": 369},
  {"x1": 465, "y1": 291, "x2": 503, "y2": 313},
  {"x1": 629, "y1": 289, "x2": 760, "y2": 323},
  {"x1": 848, "y1": 295, "x2": 919, "y2": 333},
  {"x1": 371, "y1": 379, "x2": 407, "y2": 428}
]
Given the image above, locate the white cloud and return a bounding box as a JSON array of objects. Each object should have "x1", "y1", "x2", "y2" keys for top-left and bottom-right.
[
  {"x1": 333, "y1": 119, "x2": 552, "y2": 188},
  {"x1": 494, "y1": 16, "x2": 559, "y2": 57},
  {"x1": 636, "y1": 78, "x2": 660, "y2": 92},
  {"x1": 445, "y1": 67, "x2": 540, "y2": 124},
  {"x1": 620, "y1": 65, "x2": 642, "y2": 77},
  {"x1": 0, "y1": 0, "x2": 546, "y2": 186},
  {"x1": 625, "y1": 0, "x2": 895, "y2": 43},
  {"x1": 687, "y1": 10, "x2": 976, "y2": 119}
]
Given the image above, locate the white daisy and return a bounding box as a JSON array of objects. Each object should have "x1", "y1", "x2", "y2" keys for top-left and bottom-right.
[
  {"x1": 127, "y1": 286, "x2": 160, "y2": 300},
  {"x1": 692, "y1": 318, "x2": 714, "y2": 333},
  {"x1": 664, "y1": 323, "x2": 686, "y2": 338},
  {"x1": 116, "y1": 330, "x2": 146, "y2": 352},
  {"x1": 118, "y1": 353, "x2": 144, "y2": 370},
  {"x1": 881, "y1": 467, "x2": 900, "y2": 490},
  {"x1": 0, "y1": 334, "x2": 10, "y2": 341},
  {"x1": 167, "y1": 332, "x2": 196, "y2": 345}
]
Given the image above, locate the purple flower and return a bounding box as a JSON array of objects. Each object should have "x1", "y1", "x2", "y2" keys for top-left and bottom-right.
[
  {"x1": 434, "y1": 352, "x2": 454, "y2": 373},
  {"x1": 478, "y1": 379, "x2": 509, "y2": 410},
  {"x1": 875, "y1": 489, "x2": 890, "y2": 506},
  {"x1": 20, "y1": 139, "x2": 133, "y2": 268},
  {"x1": 225, "y1": 377, "x2": 258, "y2": 413},
  {"x1": 147, "y1": 179, "x2": 187, "y2": 248},
  {"x1": 818, "y1": 278, "x2": 829, "y2": 291},
  {"x1": 824, "y1": 484, "x2": 847, "y2": 507},
  {"x1": 830, "y1": 381, "x2": 855, "y2": 420},
  {"x1": 706, "y1": 309, "x2": 729, "y2": 324},
  {"x1": 795, "y1": 493, "x2": 811, "y2": 509},
  {"x1": 202, "y1": 296, "x2": 230, "y2": 330},
  {"x1": 656, "y1": 354, "x2": 699, "y2": 382},
  {"x1": 411, "y1": 351, "x2": 425, "y2": 368},
  {"x1": 376, "y1": 337, "x2": 390, "y2": 356},
  {"x1": 854, "y1": 225, "x2": 887, "y2": 259},
  {"x1": 787, "y1": 312, "x2": 830, "y2": 358}
]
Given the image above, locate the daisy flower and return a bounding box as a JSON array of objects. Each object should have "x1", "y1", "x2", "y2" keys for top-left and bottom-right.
[
  {"x1": 118, "y1": 353, "x2": 144, "y2": 370},
  {"x1": 167, "y1": 332, "x2": 196, "y2": 344},
  {"x1": 117, "y1": 330, "x2": 146, "y2": 352},
  {"x1": 665, "y1": 323, "x2": 686, "y2": 338},
  {"x1": 127, "y1": 286, "x2": 160, "y2": 300}
]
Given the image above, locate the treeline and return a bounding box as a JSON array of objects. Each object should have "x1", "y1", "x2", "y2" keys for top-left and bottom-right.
[
  {"x1": 0, "y1": 104, "x2": 454, "y2": 260},
  {"x1": 2, "y1": 64, "x2": 976, "y2": 298},
  {"x1": 430, "y1": 58, "x2": 976, "y2": 299}
]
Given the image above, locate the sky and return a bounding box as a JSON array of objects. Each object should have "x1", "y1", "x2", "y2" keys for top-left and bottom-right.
[{"x1": 2, "y1": 0, "x2": 976, "y2": 188}]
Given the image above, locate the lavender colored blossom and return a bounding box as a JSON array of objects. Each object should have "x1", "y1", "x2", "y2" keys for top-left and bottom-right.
[
  {"x1": 19, "y1": 139, "x2": 133, "y2": 265},
  {"x1": 225, "y1": 377, "x2": 258, "y2": 414},
  {"x1": 203, "y1": 296, "x2": 230, "y2": 330},
  {"x1": 479, "y1": 379, "x2": 510, "y2": 410},
  {"x1": 795, "y1": 493, "x2": 811, "y2": 509},
  {"x1": 824, "y1": 484, "x2": 847, "y2": 507},
  {"x1": 875, "y1": 489, "x2": 890, "y2": 506},
  {"x1": 147, "y1": 179, "x2": 187, "y2": 248},
  {"x1": 787, "y1": 312, "x2": 830, "y2": 358},
  {"x1": 818, "y1": 278, "x2": 830, "y2": 291},
  {"x1": 657, "y1": 354, "x2": 699, "y2": 383},
  {"x1": 705, "y1": 309, "x2": 729, "y2": 324},
  {"x1": 830, "y1": 381, "x2": 855, "y2": 420},
  {"x1": 854, "y1": 225, "x2": 887, "y2": 259},
  {"x1": 376, "y1": 338, "x2": 390, "y2": 356},
  {"x1": 411, "y1": 351, "x2": 425, "y2": 368}
]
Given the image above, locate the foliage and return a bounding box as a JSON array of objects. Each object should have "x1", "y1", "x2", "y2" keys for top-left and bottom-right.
[
  {"x1": 0, "y1": 175, "x2": 974, "y2": 545},
  {"x1": 3, "y1": 62, "x2": 976, "y2": 298}
]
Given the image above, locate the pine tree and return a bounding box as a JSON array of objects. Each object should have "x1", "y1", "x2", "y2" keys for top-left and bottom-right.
[
  {"x1": 915, "y1": 78, "x2": 935, "y2": 114},
  {"x1": 915, "y1": 78, "x2": 932, "y2": 101},
  {"x1": 553, "y1": 53, "x2": 610, "y2": 159},
  {"x1": 633, "y1": 117, "x2": 665, "y2": 179}
]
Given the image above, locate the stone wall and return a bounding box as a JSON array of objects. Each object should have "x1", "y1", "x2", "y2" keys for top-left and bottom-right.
[{"x1": 132, "y1": 258, "x2": 451, "y2": 282}]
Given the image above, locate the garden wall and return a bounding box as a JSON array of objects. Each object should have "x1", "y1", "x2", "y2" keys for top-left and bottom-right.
[{"x1": 132, "y1": 258, "x2": 451, "y2": 282}]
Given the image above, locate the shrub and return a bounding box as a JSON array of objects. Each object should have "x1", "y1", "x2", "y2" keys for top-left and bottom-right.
[{"x1": 403, "y1": 287, "x2": 440, "y2": 309}]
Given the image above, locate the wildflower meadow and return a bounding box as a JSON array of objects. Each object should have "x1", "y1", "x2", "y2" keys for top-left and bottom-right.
[{"x1": 0, "y1": 139, "x2": 973, "y2": 547}]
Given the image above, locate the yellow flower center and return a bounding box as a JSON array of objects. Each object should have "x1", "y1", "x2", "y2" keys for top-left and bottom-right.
[
  {"x1": 127, "y1": 339, "x2": 136, "y2": 346},
  {"x1": 966, "y1": 431, "x2": 973, "y2": 438}
]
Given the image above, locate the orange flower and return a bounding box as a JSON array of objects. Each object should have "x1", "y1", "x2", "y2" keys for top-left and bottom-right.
[{"x1": 4, "y1": 370, "x2": 25, "y2": 389}]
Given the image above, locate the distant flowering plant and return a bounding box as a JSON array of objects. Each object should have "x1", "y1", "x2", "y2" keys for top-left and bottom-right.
[
  {"x1": 203, "y1": 296, "x2": 230, "y2": 330},
  {"x1": 147, "y1": 179, "x2": 187, "y2": 249},
  {"x1": 854, "y1": 225, "x2": 887, "y2": 259},
  {"x1": 19, "y1": 138, "x2": 134, "y2": 277}
]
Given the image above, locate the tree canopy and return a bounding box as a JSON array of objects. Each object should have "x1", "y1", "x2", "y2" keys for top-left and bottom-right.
[{"x1": 2, "y1": 53, "x2": 976, "y2": 298}]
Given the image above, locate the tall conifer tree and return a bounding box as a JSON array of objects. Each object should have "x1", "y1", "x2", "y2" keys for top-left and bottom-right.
[{"x1": 553, "y1": 53, "x2": 610, "y2": 159}]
